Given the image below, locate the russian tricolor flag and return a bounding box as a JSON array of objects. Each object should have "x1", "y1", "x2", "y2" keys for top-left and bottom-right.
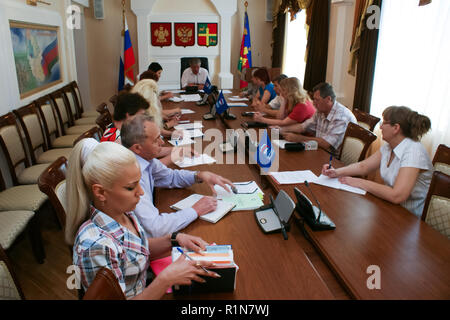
[
  {"x1": 41, "y1": 39, "x2": 58, "y2": 77},
  {"x1": 118, "y1": 17, "x2": 135, "y2": 91}
]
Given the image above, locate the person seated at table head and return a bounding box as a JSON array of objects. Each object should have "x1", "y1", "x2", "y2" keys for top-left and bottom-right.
[
  {"x1": 100, "y1": 92, "x2": 148, "y2": 143},
  {"x1": 253, "y1": 77, "x2": 315, "y2": 128},
  {"x1": 66, "y1": 139, "x2": 220, "y2": 299},
  {"x1": 322, "y1": 106, "x2": 433, "y2": 217},
  {"x1": 121, "y1": 114, "x2": 235, "y2": 238},
  {"x1": 282, "y1": 82, "x2": 357, "y2": 155},
  {"x1": 250, "y1": 67, "x2": 277, "y2": 107},
  {"x1": 181, "y1": 58, "x2": 209, "y2": 90},
  {"x1": 145, "y1": 62, "x2": 174, "y2": 101}
]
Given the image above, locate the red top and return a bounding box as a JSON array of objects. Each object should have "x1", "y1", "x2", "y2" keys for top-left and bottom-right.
[
  {"x1": 288, "y1": 100, "x2": 316, "y2": 123},
  {"x1": 100, "y1": 125, "x2": 120, "y2": 143}
]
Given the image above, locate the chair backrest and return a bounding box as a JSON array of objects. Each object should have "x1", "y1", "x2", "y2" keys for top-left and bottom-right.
[
  {"x1": 352, "y1": 108, "x2": 381, "y2": 132},
  {"x1": 37, "y1": 156, "x2": 67, "y2": 228},
  {"x1": 0, "y1": 113, "x2": 31, "y2": 186},
  {"x1": 62, "y1": 84, "x2": 81, "y2": 120},
  {"x1": 70, "y1": 81, "x2": 85, "y2": 114},
  {"x1": 73, "y1": 127, "x2": 102, "y2": 146},
  {"x1": 268, "y1": 67, "x2": 281, "y2": 81},
  {"x1": 96, "y1": 102, "x2": 109, "y2": 115},
  {"x1": 50, "y1": 90, "x2": 72, "y2": 135},
  {"x1": 82, "y1": 267, "x2": 125, "y2": 300},
  {"x1": 0, "y1": 244, "x2": 24, "y2": 300},
  {"x1": 244, "y1": 67, "x2": 259, "y2": 82},
  {"x1": 95, "y1": 112, "x2": 113, "y2": 133},
  {"x1": 34, "y1": 95, "x2": 62, "y2": 147},
  {"x1": 109, "y1": 95, "x2": 118, "y2": 110},
  {"x1": 421, "y1": 171, "x2": 450, "y2": 239},
  {"x1": 13, "y1": 103, "x2": 49, "y2": 165},
  {"x1": 339, "y1": 122, "x2": 377, "y2": 166},
  {"x1": 432, "y1": 144, "x2": 450, "y2": 176}
]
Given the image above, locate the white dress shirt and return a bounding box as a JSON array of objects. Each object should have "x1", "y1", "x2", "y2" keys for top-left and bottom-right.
[
  {"x1": 134, "y1": 154, "x2": 198, "y2": 238},
  {"x1": 379, "y1": 138, "x2": 433, "y2": 217},
  {"x1": 181, "y1": 67, "x2": 209, "y2": 88}
]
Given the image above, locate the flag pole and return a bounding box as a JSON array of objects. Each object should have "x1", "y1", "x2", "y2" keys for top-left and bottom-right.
[{"x1": 122, "y1": 0, "x2": 126, "y2": 36}]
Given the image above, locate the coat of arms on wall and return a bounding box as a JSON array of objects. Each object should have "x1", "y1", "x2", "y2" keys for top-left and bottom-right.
[
  {"x1": 151, "y1": 23, "x2": 172, "y2": 47},
  {"x1": 174, "y1": 23, "x2": 195, "y2": 47},
  {"x1": 197, "y1": 23, "x2": 218, "y2": 47}
]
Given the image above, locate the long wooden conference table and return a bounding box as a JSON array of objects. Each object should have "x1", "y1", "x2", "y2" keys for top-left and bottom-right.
[{"x1": 157, "y1": 91, "x2": 450, "y2": 300}]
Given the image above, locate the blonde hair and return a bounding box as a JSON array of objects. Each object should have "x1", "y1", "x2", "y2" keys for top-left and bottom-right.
[
  {"x1": 131, "y1": 79, "x2": 163, "y2": 129},
  {"x1": 65, "y1": 140, "x2": 139, "y2": 244},
  {"x1": 382, "y1": 106, "x2": 431, "y2": 141},
  {"x1": 280, "y1": 77, "x2": 310, "y2": 113}
]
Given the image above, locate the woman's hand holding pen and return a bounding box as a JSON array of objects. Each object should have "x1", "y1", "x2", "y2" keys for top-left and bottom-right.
[{"x1": 322, "y1": 164, "x2": 338, "y2": 178}]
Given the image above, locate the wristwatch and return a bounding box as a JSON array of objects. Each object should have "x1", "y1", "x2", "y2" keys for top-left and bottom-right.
[
  {"x1": 170, "y1": 232, "x2": 179, "y2": 247},
  {"x1": 194, "y1": 171, "x2": 203, "y2": 183}
]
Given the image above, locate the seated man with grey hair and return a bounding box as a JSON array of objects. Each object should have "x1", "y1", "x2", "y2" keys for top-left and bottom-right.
[
  {"x1": 121, "y1": 114, "x2": 235, "y2": 238},
  {"x1": 181, "y1": 58, "x2": 209, "y2": 90},
  {"x1": 281, "y1": 82, "x2": 357, "y2": 156}
]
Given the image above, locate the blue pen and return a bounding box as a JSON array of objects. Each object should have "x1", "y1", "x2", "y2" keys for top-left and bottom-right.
[
  {"x1": 176, "y1": 247, "x2": 210, "y2": 274},
  {"x1": 328, "y1": 155, "x2": 333, "y2": 169}
]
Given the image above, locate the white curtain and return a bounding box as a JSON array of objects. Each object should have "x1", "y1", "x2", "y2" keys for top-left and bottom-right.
[
  {"x1": 282, "y1": 11, "x2": 308, "y2": 84},
  {"x1": 370, "y1": 0, "x2": 450, "y2": 157}
]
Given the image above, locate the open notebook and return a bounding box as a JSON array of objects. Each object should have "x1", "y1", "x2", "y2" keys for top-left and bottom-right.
[{"x1": 170, "y1": 194, "x2": 236, "y2": 223}]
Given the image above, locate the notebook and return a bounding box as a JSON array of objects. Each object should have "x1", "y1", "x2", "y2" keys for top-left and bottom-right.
[{"x1": 170, "y1": 194, "x2": 236, "y2": 223}]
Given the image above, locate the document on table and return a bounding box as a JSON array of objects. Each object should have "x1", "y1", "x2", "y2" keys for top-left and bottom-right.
[
  {"x1": 269, "y1": 170, "x2": 319, "y2": 184},
  {"x1": 169, "y1": 97, "x2": 184, "y2": 103},
  {"x1": 181, "y1": 108, "x2": 195, "y2": 114},
  {"x1": 174, "y1": 122, "x2": 204, "y2": 130},
  {"x1": 182, "y1": 128, "x2": 204, "y2": 138},
  {"x1": 228, "y1": 102, "x2": 248, "y2": 107},
  {"x1": 214, "y1": 181, "x2": 264, "y2": 211},
  {"x1": 180, "y1": 94, "x2": 202, "y2": 102},
  {"x1": 168, "y1": 137, "x2": 194, "y2": 147},
  {"x1": 229, "y1": 97, "x2": 249, "y2": 102},
  {"x1": 313, "y1": 175, "x2": 367, "y2": 195},
  {"x1": 175, "y1": 154, "x2": 216, "y2": 168},
  {"x1": 170, "y1": 194, "x2": 235, "y2": 223},
  {"x1": 222, "y1": 90, "x2": 233, "y2": 94}
]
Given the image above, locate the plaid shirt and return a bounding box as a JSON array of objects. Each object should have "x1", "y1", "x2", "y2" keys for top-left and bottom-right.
[
  {"x1": 73, "y1": 206, "x2": 150, "y2": 299},
  {"x1": 306, "y1": 101, "x2": 357, "y2": 154}
]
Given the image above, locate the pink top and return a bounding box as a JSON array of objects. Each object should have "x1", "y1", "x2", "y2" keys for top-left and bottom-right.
[{"x1": 288, "y1": 100, "x2": 316, "y2": 123}]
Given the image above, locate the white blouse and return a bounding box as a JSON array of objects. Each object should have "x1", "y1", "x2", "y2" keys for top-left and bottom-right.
[{"x1": 379, "y1": 138, "x2": 433, "y2": 217}]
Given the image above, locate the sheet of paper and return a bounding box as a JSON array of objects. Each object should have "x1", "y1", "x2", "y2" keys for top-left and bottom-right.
[
  {"x1": 222, "y1": 90, "x2": 232, "y2": 94},
  {"x1": 174, "y1": 122, "x2": 204, "y2": 130},
  {"x1": 229, "y1": 97, "x2": 249, "y2": 102},
  {"x1": 180, "y1": 94, "x2": 202, "y2": 102},
  {"x1": 169, "y1": 97, "x2": 184, "y2": 103},
  {"x1": 168, "y1": 137, "x2": 194, "y2": 146},
  {"x1": 314, "y1": 175, "x2": 367, "y2": 195},
  {"x1": 269, "y1": 170, "x2": 319, "y2": 185},
  {"x1": 175, "y1": 154, "x2": 216, "y2": 168},
  {"x1": 213, "y1": 181, "x2": 264, "y2": 211},
  {"x1": 182, "y1": 128, "x2": 204, "y2": 138},
  {"x1": 228, "y1": 102, "x2": 248, "y2": 107},
  {"x1": 180, "y1": 109, "x2": 195, "y2": 114}
]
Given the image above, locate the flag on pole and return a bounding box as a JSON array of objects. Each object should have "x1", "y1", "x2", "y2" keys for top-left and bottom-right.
[
  {"x1": 215, "y1": 91, "x2": 229, "y2": 115},
  {"x1": 118, "y1": 17, "x2": 136, "y2": 92},
  {"x1": 238, "y1": 8, "x2": 252, "y2": 89},
  {"x1": 204, "y1": 77, "x2": 212, "y2": 94}
]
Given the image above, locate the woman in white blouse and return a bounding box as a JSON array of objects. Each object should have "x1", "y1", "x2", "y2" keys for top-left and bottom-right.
[{"x1": 322, "y1": 106, "x2": 433, "y2": 217}]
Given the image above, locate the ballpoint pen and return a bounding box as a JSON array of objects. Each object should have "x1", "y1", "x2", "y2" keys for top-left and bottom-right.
[
  {"x1": 328, "y1": 155, "x2": 333, "y2": 169},
  {"x1": 176, "y1": 247, "x2": 210, "y2": 274}
]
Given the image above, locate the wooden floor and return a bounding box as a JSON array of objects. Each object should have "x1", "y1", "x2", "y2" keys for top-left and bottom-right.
[{"x1": 7, "y1": 202, "x2": 350, "y2": 300}]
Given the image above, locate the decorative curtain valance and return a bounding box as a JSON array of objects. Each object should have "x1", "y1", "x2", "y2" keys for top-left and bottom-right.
[{"x1": 272, "y1": 0, "x2": 312, "y2": 30}]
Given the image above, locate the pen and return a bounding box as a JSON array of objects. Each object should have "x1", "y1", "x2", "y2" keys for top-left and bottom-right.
[
  {"x1": 328, "y1": 155, "x2": 332, "y2": 169},
  {"x1": 176, "y1": 247, "x2": 210, "y2": 274}
]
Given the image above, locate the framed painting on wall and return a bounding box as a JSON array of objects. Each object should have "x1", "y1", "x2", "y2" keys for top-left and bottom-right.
[
  {"x1": 151, "y1": 23, "x2": 172, "y2": 47},
  {"x1": 9, "y1": 21, "x2": 62, "y2": 99}
]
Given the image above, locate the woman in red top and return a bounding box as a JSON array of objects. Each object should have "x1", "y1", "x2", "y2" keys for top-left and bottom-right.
[{"x1": 253, "y1": 77, "x2": 315, "y2": 127}]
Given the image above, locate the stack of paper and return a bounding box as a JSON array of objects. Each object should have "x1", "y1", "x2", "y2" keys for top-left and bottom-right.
[
  {"x1": 180, "y1": 94, "x2": 202, "y2": 102},
  {"x1": 174, "y1": 122, "x2": 204, "y2": 131},
  {"x1": 269, "y1": 170, "x2": 319, "y2": 185},
  {"x1": 175, "y1": 154, "x2": 216, "y2": 168},
  {"x1": 313, "y1": 175, "x2": 367, "y2": 195},
  {"x1": 169, "y1": 97, "x2": 184, "y2": 103},
  {"x1": 214, "y1": 181, "x2": 264, "y2": 211},
  {"x1": 180, "y1": 109, "x2": 195, "y2": 114},
  {"x1": 170, "y1": 194, "x2": 235, "y2": 223}
]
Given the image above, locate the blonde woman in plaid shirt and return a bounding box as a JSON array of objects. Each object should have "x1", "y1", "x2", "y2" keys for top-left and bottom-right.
[{"x1": 66, "y1": 140, "x2": 220, "y2": 299}]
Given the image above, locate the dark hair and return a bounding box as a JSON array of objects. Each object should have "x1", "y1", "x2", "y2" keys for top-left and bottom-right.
[
  {"x1": 253, "y1": 68, "x2": 271, "y2": 85},
  {"x1": 382, "y1": 106, "x2": 431, "y2": 141},
  {"x1": 313, "y1": 82, "x2": 336, "y2": 103},
  {"x1": 140, "y1": 70, "x2": 159, "y2": 81},
  {"x1": 113, "y1": 92, "x2": 149, "y2": 121},
  {"x1": 273, "y1": 74, "x2": 288, "y2": 84},
  {"x1": 189, "y1": 58, "x2": 201, "y2": 66},
  {"x1": 147, "y1": 62, "x2": 162, "y2": 73}
]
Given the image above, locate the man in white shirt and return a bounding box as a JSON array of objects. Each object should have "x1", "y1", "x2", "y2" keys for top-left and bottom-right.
[{"x1": 181, "y1": 58, "x2": 209, "y2": 90}]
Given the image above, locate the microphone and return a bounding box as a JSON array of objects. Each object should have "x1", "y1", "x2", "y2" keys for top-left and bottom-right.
[{"x1": 304, "y1": 180, "x2": 322, "y2": 223}]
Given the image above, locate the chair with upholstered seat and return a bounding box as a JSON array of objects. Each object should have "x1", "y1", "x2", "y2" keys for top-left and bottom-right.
[
  {"x1": 73, "y1": 127, "x2": 103, "y2": 146},
  {"x1": 0, "y1": 244, "x2": 25, "y2": 300},
  {"x1": 82, "y1": 267, "x2": 125, "y2": 300},
  {"x1": 432, "y1": 144, "x2": 450, "y2": 176},
  {"x1": 13, "y1": 103, "x2": 72, "y2": 165},
  {"x1": 421, "y1": 171, "x2": 450, "y2": 239},
  {"x1": 339, "y1": 122, "x2": 377, "y2": 166},
  {"x1": 352, "y1": 108, "x2": 381, "y2": 132},
  {"x1": 70, "y1": 81, "x2": 98, "y2": 119},
  {"x1": 95, "y1": 111, "x2": 113, "y2": 133},
  {"x1": 50, "y1": 90, "x2": 98, "y2": 136},
  {"x1": 61, "y1": 84, "x2": 96, "y2": 126},
  {"x1": 0, "y1": 171, "x2": 46, "y2": 264}
]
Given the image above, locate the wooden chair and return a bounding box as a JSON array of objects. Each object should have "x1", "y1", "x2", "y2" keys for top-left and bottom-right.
[
  {"x1": 0, "y1": 244, "x2": 25, "y2": 300},
  {"x1": 95, "y1": 111, "x2": 113, "y2": 133},
  {"x1": 61, "y1": 84, "x2": 96, "y2": 126},
  {"x1": 268, "y1": 67, "x2": 281, "y2": 81},
  {"x1": 34, "y1": 95, "x2": 82, "y2": 149},
  {"x1": 339, "y1": 122, "x2": 377, "y2": 166},
  {"x1": 73, "y1": 127, "x2": 103, "y2": 146},
  {"x1": 0, "y1": 171, "x2": 46, "y2": 264},
  {"x1": 50, "y1": 89, "x2": 97, "y2": 136},
  {"x1": 352, "y1": 108, "x2": 381, "y2": 132},
  {"x1": 13, "y1": 103, "x2": 72, "y2": 165},
  {"x1": 82, "y1": 267, "x2": 126, "y2": 300},
  {"x1": 109, "y1": 95, "x2": 118, "y2": 109},
  {"x1": 432, "y1": 144, "x2": 450, "y2": 176},
  {"x1": 421, "y1": 171, "x2": 450, "y2": 239},
  {"x1": 70, "y1": 81, "x2": 98, "y2": 118}
]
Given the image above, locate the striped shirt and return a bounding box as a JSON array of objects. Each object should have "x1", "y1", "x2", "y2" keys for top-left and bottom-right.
[
  {"x1": 379, "y1": 138, "x2": 433, "y2": 217},
  {"x1": 73, "y1": 206, "x2": 150, "y2": 299}
]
